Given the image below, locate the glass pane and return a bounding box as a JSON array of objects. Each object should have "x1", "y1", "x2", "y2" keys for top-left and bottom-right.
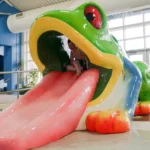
[
  {"x1": 0, "y1": 46, "x2": 4, "y2": 56},
  {"x1": 145, "y1": 25, "x2": 150, "y2": 36},
  {"x1": 125, "y1": 38, "x2": 144, "y2": 51},
  {"x1": 110, "y1": 29, "x2": 123, "y2": 40},
  {"x1": 149, "y1": 54, "x2": 150, "y2": 65},
  {"x1": 125, "y1": 26, "x2": 143, "y2": 39},
  {"x1": 124, "y1": 14, "x2": 143, "y2": 25},
  {"x1": 27, "y1": 53, "x2": 32, "y2": 61},
  {"x1": 129, "y1": 54, "x2": 143, "y2": 62},
  {"x1": 23, "y1": 32, "x2": 29, "y2": 43},
  {"x1": 23, "y1": 34, "x2": 26, "y2": 43},
  {"x1": 144, "y1": 10, "x2": 150, "y2": 22},
  {"x1": 108, "y1": 18, "x2": 123, "y2": 28},
  {"x1": 146, "y1": 37, "x2": 150, "y2": 48},
  {"x1": 119, "y1": 41, "x2": 124, "y2": 49},
  {"x1": 27, "y1": 61, "x2": 37, "y2": 70},
  {"x1": 27, "y1": 44, "x2": 30, "y2": 52},
  {"x1": 27, "y1": 32, "x2": 30, "y2": 42}
]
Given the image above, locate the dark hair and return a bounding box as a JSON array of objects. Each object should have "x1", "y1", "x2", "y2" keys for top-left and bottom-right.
[{"x1": 68, "y1": 39, "x2": 71, "y2": 43}]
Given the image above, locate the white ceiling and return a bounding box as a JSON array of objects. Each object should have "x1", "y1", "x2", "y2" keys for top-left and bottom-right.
[
  {"x1": 7, "y1": 0, "x2": 150, "y2": 13},
  {"x1": 7, "y1": 0, "x2": 150, "y2": 33},
  {"x1": 8, "y1": 0, "x2": 71, "y2": 11},
  {"x1": 98, "y1": 0, "x2": 150, "y2": 15}
]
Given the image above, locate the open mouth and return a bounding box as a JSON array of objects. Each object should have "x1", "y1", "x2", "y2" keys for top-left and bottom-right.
[
  {"x1": 29, "y1": 16, "x2": 123, "y2": 106},
  {"x1": 37, "y1": 31, "x2": 112, "y2": 102}
]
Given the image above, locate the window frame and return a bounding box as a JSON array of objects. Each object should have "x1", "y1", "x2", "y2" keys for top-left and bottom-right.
[{"x1": 108, "y1": 8, "x2": 150, "y2": 56}]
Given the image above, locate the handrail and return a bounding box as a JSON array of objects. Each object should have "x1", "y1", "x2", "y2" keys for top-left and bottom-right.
[
  {"x1": 0, "y1": 70, "x2": 39, "y2": 74},
  {"x1": 0, "y1": 88, "x2": 31, "y2": 94},
  {"x1": 0, "y1": 70, "x2": 41, "y2": 99}
]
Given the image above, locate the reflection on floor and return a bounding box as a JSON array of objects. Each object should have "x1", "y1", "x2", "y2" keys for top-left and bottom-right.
[
  {"x1": 34, "y1": 127, "x2": 150, "y2": 150},
  {"x1": 134, "y1": 114, "x2": 150, "y2": 121}
]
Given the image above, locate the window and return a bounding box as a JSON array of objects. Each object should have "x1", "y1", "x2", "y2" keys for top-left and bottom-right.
[
  {"x1": 119, "y1": 41, "x2": 124, "y2": 49},
  {"x1": 124, "y1": 11, "x2": 143, "y2": 25},
  {"x1": 22, "y1": 31, "x2": 37, "y2": 71},
  {"x1": 144, "y1": 9, "x2": 150, "y2": 22},
  {"x1": 125, "y1": 38, "x2": 144, "y2": 51},
  {"x1": 149, "y1": 53, "x2": 150, "y2": 64},
  {"x1": 145, "y1": 24, "x2": 150, "y2": 36},
  {"x1": 22, "y1": 32, "x2": 42, "y2": 86},
  {"x1": 27, "y1": 52, "x2": 32, "y2": 61},
  {"x1": 110, "y1": 29, "x2": 123, "y2": 40},
  {"x1": 125, "y1": 26, "x2": 143, "y2": 39},
  {"x1": 146, "y1": 37, "x2": 150, "y2": 48},
  {"x1": 0, "y1": 46, "x2": 4, "y2": 56},
  {"x1": 108, "y1": 8, "x2": 150, "y2": 54},
  {"x1": 109, "y1": 18, "x2": 123, "y2": 28},
  {"x1": 27, "y1": 61, "x2": 37, "y2": 70},
  {"x1": 129, "y1": 54, "x2": 144, "y2": 62}
]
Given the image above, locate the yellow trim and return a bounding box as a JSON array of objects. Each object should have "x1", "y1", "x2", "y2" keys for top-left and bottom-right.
[{"x1": 29, "y1": 17, "x2": 123, "y2": 107}]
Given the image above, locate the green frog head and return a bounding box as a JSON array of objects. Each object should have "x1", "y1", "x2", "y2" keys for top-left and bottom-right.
[
  {"x1": 29, "y1": 2, "x2": 126, "y2": 107},
  {"x1": 133, "y1": 61, "x2": 150, "y2": 101}
]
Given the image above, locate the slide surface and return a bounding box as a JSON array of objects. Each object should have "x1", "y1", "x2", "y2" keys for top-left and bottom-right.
[{"x1": 0, "y1": 69, "x2": 99, "y2": 150}]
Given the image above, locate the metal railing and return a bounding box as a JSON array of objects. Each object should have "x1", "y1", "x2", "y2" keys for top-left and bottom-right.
[{"x1": 0, "y1": 70, "x2": 42, "y2": 99}]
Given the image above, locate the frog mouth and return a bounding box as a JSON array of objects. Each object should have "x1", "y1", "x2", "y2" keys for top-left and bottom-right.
[
  {"x1": 36, "y1": 30, "x2": 112, "y2": 102},
  {"x1": 29, "y1": 17, "x2": 123, "y2": 106}
]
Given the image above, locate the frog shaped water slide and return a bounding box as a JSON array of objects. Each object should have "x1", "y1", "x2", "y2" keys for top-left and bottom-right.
[{"x1": 0, "y1": 2, "x2": 144, "y2": 150}]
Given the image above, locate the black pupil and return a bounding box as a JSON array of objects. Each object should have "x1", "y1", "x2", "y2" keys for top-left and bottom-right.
[{"x1": 86, "y1": 13, "x2": 95, "y2": 22}]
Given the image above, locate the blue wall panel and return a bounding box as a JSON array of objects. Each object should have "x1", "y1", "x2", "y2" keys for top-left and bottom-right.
[
  {"x1": 0, "y1": 1, "x2": 19, "y2": 13},
  {"x1": 0, "y1": 16, "x2": 17, "y2": 46},
  {"x1": 4, "y1": 46, "x2": 13, "y2": 91},
  {"x1": 0, "y1": 1, "x2": 21, "y2": 92}
]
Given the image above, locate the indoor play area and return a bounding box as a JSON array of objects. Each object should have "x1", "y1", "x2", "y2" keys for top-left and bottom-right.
[{"x1": 0, "y1": 0, "x2": 150, "y2": 149}]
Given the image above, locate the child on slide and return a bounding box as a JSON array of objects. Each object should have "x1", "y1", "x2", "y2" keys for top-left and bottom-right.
[{"x1": 66, "y1": 40, "x2": 89, "y2": 76}]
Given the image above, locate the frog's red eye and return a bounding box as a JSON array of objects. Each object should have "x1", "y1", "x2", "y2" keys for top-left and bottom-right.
[{"x1": 84, "y1": 6, "x2": 102, "y2": 29}]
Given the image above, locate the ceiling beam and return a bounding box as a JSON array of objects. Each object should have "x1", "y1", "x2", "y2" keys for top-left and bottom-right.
[
  {"x1": 4, "y1": 0, "x2": 13, "y2": 7},
  {"x1": 0, "y1": 12, "x2": 11, "y2": 15}
]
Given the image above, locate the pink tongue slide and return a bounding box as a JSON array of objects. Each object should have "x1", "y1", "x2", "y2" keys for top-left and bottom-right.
[
  {"x1": 0, "y1": 69, "x2": 99, "y2": 150},
  {"x1": 0, "y1": 71, "x2": 62, "y2": 121}
]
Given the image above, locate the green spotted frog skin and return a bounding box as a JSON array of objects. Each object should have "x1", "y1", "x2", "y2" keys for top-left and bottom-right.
[{"x1": 134, "y1": 61, "x2": 150, "y2": 102}]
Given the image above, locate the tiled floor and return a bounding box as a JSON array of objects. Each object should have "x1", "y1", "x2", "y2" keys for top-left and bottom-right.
[{"x1": 34, "y1": 122, "x2": 150, "y2": 150}]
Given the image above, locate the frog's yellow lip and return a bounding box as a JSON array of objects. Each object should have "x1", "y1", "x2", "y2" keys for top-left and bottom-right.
[{"x1": 29, "y1": 17, "x2": 123, "y2": 106}]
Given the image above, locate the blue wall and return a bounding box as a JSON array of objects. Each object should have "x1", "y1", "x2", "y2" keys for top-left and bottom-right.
[{"x1": 0, "y1": 1, "x2": 21, "y2": 92}]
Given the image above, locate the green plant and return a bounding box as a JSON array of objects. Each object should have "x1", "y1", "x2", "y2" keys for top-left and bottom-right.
[
  {"x1": 27, "y1": 69, "x2": 39, "y2": 88},
  {"x1": 18, "y1": 60, "x2": 24, "y2": 71},
  {"x1": 17, "y1": 60, "x2": 24, "y2": 87},
  {"x1": 19, "y1": 85, "x2": 30, "y2": 95}
]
